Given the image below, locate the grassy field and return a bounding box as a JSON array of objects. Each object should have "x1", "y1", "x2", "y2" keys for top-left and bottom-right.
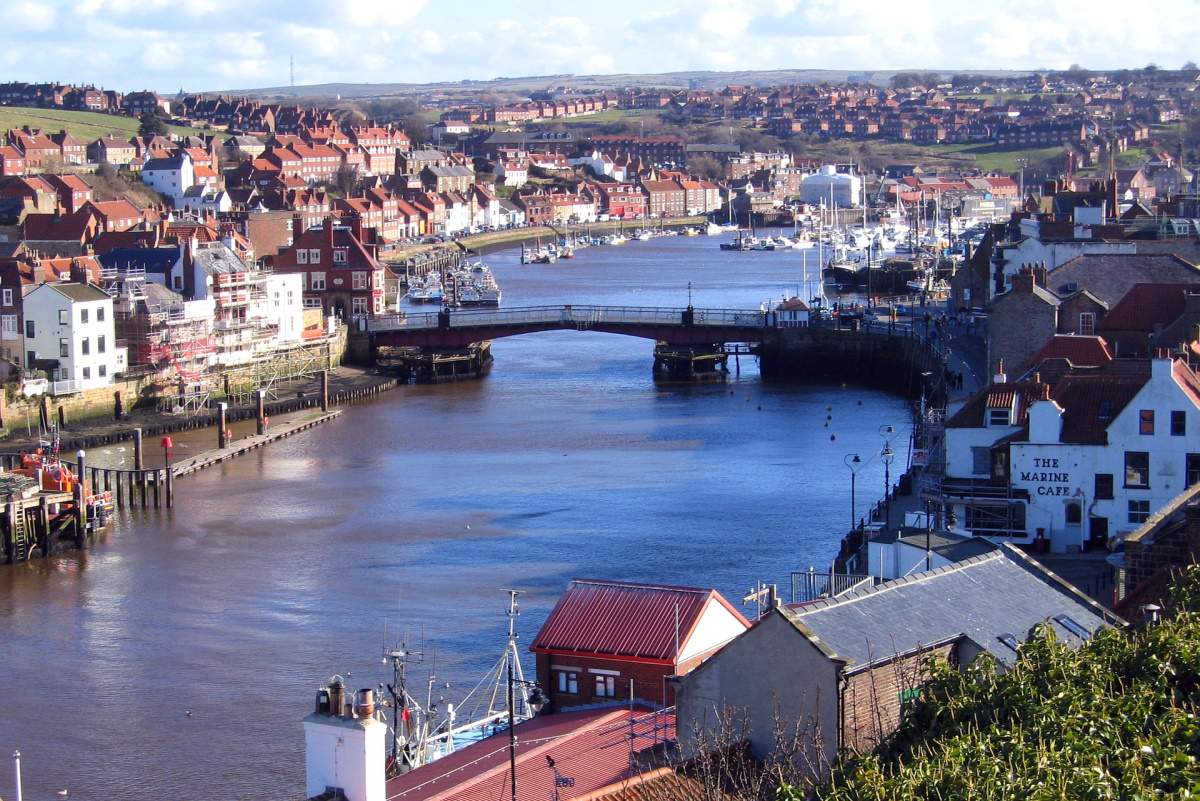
[
  {"x1": 0, "y1": 106, "x2": 200, "y2": 142},
  {"x1": 792, "y1": 138, "x2": 1067, "y2": 174}
]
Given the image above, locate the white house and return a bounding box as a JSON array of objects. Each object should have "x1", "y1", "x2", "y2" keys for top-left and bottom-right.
[
  {"x1": 23, "y1": 282, "x2": 126, "y2": 393},
  {"x1": 570, "y1": 149, "x2": 615, "y2": 179},
  {"x1": 498, "y1": 199, "x2": 525, "y2": 228},
  {"x1": 495, "y1": 160, "x2": 528, "y2": 187},
  {"x1": 142, "y1": 152, "x2": 195, "y2": 203},
  {"x1": 178, "y1": 185, "x2": 232, "y2": 215},
  {"x1": 942, "y1": 357, "x2": 1200, "y2": 553},
  {"x1": 263, "y1": 272, "x2": 304, "y2": 345},
  {"x1": 773, "y1": 297, "x2": 810, "y2": 328},
  {"x1": 442, "y1": 195, "x2": 471, "y2": 235}
]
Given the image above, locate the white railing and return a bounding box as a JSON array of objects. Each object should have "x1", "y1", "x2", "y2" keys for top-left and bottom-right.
[
  {"x1": 368, "y1": 305, "x2": 769, "y2": 333},
  {"x1": 51, "y1": 379, "x2": 81, "y2": 395}
]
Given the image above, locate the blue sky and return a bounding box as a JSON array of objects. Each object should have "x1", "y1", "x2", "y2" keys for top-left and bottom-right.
[{"x1": 3, "y1": 0, "x2": 1198, "y2": 92}]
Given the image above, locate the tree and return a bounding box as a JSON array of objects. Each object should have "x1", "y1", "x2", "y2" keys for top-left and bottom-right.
[
  {"x1": 138, "y1": 111, "x2": 168, "y2": 137},
  {"x1": 1144, "y1": 62, "x2": 1161, "y2": 72},
  {"x1": 333, "y1": 163, "x2": 358, "y2": 196},
  {"x1": 1184, "y1": 61, "x2": 1198, "y2": 71},
  {"x1": 686, "y1": 156, "x2": 723, "y2": 181}
]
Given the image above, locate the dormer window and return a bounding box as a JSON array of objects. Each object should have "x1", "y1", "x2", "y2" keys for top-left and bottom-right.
[{"x1": 987, "y1": 408, "x2": 1011, "y2": 426}]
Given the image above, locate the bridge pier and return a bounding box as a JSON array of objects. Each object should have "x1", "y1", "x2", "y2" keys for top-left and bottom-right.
[
  {"x1": 653, "y1": 342, "x2": 730, "y2": 381},
  {"x1": 382, "y1": 342, "x2": 494, "y2": 384}
]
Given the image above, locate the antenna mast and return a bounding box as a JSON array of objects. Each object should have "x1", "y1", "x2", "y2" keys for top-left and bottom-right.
[{"x1": 383, "y1": 635, "x2": 423, "y2": 775}]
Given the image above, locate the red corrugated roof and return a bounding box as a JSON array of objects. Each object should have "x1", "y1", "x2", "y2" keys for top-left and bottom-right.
[
  {"x1": 530, "y1": 580, "x2": 746, "y2": 663},
  {"x1": 385, "y1": 706, "x2": 675, "y2": 801}
]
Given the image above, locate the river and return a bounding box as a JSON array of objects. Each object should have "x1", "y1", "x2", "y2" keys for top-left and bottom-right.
[{"x1": 0, "y1": 232, "x2": 911, "y2": 801}]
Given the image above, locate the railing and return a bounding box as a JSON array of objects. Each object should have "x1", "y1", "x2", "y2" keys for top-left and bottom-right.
[
  {"x1": 791, "y1": 569, "x2": 875, "y2": 604},
  {"x1": 368, "y1": 305, "x2": 770, "y2": 333},
  {"x1": 51, "y1": 379, "x2": 81, "y2": 396}
]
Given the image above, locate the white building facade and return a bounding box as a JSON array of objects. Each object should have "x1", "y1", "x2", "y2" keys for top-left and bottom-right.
[
  {"x1": 800, "y1": 165, "x2": 862, "y2": 208},
  {"x1": 23, "y1": 282, "x2": 127, "y2": 392}
]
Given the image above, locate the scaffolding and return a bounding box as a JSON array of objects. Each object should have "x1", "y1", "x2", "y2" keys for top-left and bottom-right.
[{"x1": 104, "y1": 265, "x2": 217, "y2": 387}]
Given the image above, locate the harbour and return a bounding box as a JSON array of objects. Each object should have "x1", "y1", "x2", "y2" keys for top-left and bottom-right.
[{"x1": 0, "y1": 233, "x2": 913, "y2": 800}]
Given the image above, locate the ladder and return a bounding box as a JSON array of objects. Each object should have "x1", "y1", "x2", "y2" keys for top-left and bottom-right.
[{"x1": 9, "y1": 507, "x2": 30, "y2": 562}]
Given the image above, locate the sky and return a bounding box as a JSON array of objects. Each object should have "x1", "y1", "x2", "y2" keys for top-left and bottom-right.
[{"x1": 3, "y1": 0, "x2": 1199, "y2": 92}]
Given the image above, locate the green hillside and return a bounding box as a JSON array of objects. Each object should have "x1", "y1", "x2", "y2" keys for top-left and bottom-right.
[
  {"x1": 0, "y1": 106, "x2": 202, "y2": 143},
  {"x1": 804, "y1": 568, "x2": 1200, "y2": 801}
]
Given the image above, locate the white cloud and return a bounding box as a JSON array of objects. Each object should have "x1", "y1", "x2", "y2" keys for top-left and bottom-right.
[{"x1": 2, "y1": 0, "x2": 1199, "y2": 91}]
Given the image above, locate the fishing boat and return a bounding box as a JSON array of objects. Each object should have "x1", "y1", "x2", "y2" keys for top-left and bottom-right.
[
  {"x1": 450, "y1": 262, "x2": 502, "y2": 307},
  {"x1": 408, "y1": 272, "x2": 444, "y2": 304},
  {"x1": 12, "y1": 434, "x2": 114, "y2": 526},
  {"x1": 719, "y1": 230, "x2": 757, "y2": 251}
]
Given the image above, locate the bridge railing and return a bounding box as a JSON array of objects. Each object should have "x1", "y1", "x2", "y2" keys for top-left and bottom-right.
[{"x1": 368, "y1": 305, "x2": 769, "y2": 333}]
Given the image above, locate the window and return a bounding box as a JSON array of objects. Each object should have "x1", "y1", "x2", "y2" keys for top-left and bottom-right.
[
  {"x1": 310, "y1": 272, "x2": 326, "y2": 291},
  {"x1": 593, "y1": 674, "x2": 616, "y2": 698},
  {"x1": 1065, "y1": 502, "x2": 1082, "y2": 525},
  {"x1": 1078, "y1": 312, "x2": 1095, "y2": 336},
  {"x1": 352, "y1": 271, "x2": 367, "y2": 290},
  {"x1": 309, "y1": 249, "x2": 322, "y2": 264},
  {"x1": 352, "y1": 297, "x2": 368, "y2": 316},
  {"x1": 333, "y1": 248, "x2": 347, "y2": 264},
  {"x1": 556, "y1": 671, "x2": 579, "y2": 695},
  {"x1": 25, "y1": 320, "x2": 34, "y2": 338},
  {"x1": 1053, "y1": 614, "x2": 1092, "y2": 640},
  {"x1": 296, "y1": 249, "x2": 309, "y2": 265},
  {"x1": 1139, "y1": 410, "x2": 1154, "y2": 435},
  {"x1": 97, "y1": 307, "x2": 105, "y2": 322},
  {"x1": 81, "y1": 366, "x2": 90, "y2": 379},
  {"x1": 2, "y1": 288, "x2": 11, "y2": 306},
  {"x1": 971, "y1": 446, "x2": 990, "y2": 476},
  {"x1": 98, "y1": 335, "x2": 106, "y2": 353},
  {"x1": 1128, "y1": 499, "x2": 1151, "y2": 524},
  {"x1": 0, "y1": 315, "x2": 16, "y2": 339},
  {"x1": 987, "y1": 408, "x2": 1011, "y2": 426},
  {"x1": 1124, "y1": 451, "x2": 1150, "y2": 488},
  {"x1": 1172, "y1": 411, "x2": 1187, "y2": 437},
  {"x1": 58, "y1": 309, "x2": 68, "y2": 325},
  {"x1": 59, "y1": 338, "x2": 68, "y2": 358},
  {"x1": 81, "y1": 337, "x2": 89, "y2": 355},
  {"x1": 80, "y1": 307, "x2": 89, "y2": 324},
  {"x1": 1188, "y1": 454, "x2": 1200, "y2": 486},
  {"x1": 1094, "y1": 473, "x2": 1114, "y2": 500},
  {"x1": 99, "y1": 364, "x2": 106, "y2": 378}
]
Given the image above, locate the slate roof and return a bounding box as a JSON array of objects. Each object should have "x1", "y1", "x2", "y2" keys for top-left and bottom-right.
[
  {"x1": 784, "y1": 544, "x2": 1121, "y2": 669},
  {"x1": 99, "y1": 246, "x2": 179, "y2": 275},
  {"x1": 192, "y1": 243, "x2": 248, "y2": 275},
  {"x1": 530, "y1": 579, "x2": 747, "y2": 662},
  {"x1": 1049, "y1": 254, "x2": 1200, "y2": 306},
  {"x1": 45, "y1": 282, "x2": 110, "y2": 303}
]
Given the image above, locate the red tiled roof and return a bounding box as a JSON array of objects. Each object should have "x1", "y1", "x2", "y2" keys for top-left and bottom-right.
[
  {"x1": 1099, "y1": 283, "x2": 1196, "y2": 332},
  {"x1": 1031, "y1": 335, "x2": 1114, "y2": 368},
  {"x1": 384, "y1": 706, "x2": 674, "y2": 801},
  {"x1": 530, "y1": 579, "x2": 747, "y2": 663},
  {"x1": 1052, "y1": 366, "x2": 1151, "y2": 445}
]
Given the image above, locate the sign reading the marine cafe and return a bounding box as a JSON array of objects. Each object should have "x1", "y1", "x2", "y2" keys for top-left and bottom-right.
[{"x1": 1019, "y1": 457, "x2": 1073, "y2": 496}]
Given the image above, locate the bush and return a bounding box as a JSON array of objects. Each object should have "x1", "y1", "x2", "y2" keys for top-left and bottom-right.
[{"x1": 794, "y1": 565, "x2": 1200, "y2": 801}]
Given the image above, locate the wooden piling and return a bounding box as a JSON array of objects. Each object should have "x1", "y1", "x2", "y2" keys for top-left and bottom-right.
[
  {"x1": 320, "y1": 370, "x2": 329, "y2": 412},
  {"x1": 256, "y1": 390, "x2": 266, "y2": 435},
  {"x1": 133, "y1": 428, "x2": 144, "y2": 471},
  {"x1": 218, "y1": 402, "x2": 228, "y2": 449},
  {"x1": 38, "y1": 495, "x2": 50, "y2": 557},
  {"x1": 165, "y1": 466, "x2": 173, "y2": 508}
]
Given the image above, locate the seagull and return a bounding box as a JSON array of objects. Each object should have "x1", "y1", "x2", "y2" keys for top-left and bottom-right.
[
  {"x1": 185, "y1": 710, "x2": 192, "y2": 717},
  {"x1": 58, "y1": 790, "x2": 68, "y2": 797}
]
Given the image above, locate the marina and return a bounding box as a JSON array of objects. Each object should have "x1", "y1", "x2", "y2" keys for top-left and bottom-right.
[{"x1": 0, "y1": 232, "x2": 912, "y2": 800}]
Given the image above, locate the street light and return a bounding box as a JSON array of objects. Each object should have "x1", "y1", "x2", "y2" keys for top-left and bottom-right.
[
  {"x1": 879, "y1": 425, "x2": 898, "y2": 527},
  {"x1": 507, "y1": 662, "x2": 547, "y2": 801},
  {"x1": 844, "y1": 453, "x2": 863, "y2": 531}
]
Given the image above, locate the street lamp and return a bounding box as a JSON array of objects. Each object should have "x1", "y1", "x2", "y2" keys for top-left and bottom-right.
[
  {"x1": 844, "y1": 453, "x2": 863, "y2": 531},
  {"x1": 507, "y1": 662, "x2": 547, "y2": 801},
  {"x1": 879, "y1": 425, "x2": 898, "y2": 527}
]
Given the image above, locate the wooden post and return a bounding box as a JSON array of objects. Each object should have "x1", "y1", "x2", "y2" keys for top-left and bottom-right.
[
  {"x1": 133, "y1": 428, "x2": 144, "y2": 471},
  {"x1": 152, "y1": 472, "x2": 160, "y2": 508},
  {"x1": 74, "y1": 449, "x2": 87, "y2": 545},
  {"x1": 256, "y1": 390, "x2": 266, "y2": 435},
  {"x1": 113, "y1": 390, "x2": 123, "y2": 420},
  {"x1": 320, "y1": 369, "x2": 330, "y2": 412},
  {"x1": 57, "y1": 404, "x2": 66, "y2": 430},
  {"x1": 218, "y1": 402, "x2": 228, "y2": 449},
  {"x1": 115, "y1": 471, "x2": 123, "y2": 508},
  {"x1": 39, "y1": 394, "x2": 49, "y2": 433},
  {"x1": 139, "y1": 471, "x2": 147, "y2": 509},
  {"x1": 38, "y1": 495, "x2": 50, "y2": 558},
  {"x1": 2, "y1": 501, "x2": 13, "y2": 564},
  {"x1": 165, "y1": 466, "x2": 173, "y2": 509}
]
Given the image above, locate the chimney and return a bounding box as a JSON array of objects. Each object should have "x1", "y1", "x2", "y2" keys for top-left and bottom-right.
[
  {"x1": 304, "y1": 677, "x2": 385, "y2": 801},
  {"x1": 994, "y1": 359, "x2": 1007, "y2": 384},
  {"x1": 324, "y1": 215, "x2": 335, "y2": 248},
  {"x1": 1012, "y1": 272, "x2": 1035, "y2": 294},
  {"x1": 1033, "y1": 263, "x2": 1048, "y2": 287}
]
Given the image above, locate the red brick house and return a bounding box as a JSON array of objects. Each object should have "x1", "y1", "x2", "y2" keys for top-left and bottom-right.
[
  {"x1": 274, "y1": 217, "x2": 384, "y2": 320},
  {"x1": 50, "y1": 130, "x2": 86, "y2": 165},
  {"x1": 44, "y1": 174, "x2": 93, "y2": 213},
  {"x1": 0, "y1": 146, "x2": 25, "y2": 176},
  {"x1": 6, "y1": 128, "x2": 61, "y2": 170},
  {"x1": 640, "y1": 178, "x2": 686, "y2": 217},
  {"x1": 530, "y1": 579, "x2": 750, "y2": 712},
  {"x1": 596, "y1": 183, "x2": 647, "y2": 219}
]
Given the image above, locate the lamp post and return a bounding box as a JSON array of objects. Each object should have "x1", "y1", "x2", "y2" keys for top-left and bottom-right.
[
  {"x1": 879, "y1": 425, "x2": 898, "y2": 527},
  {"x1": 507, "y1": 664, "x2": 547, "y2": 801},
  {"x1": 844, "y1": 453, "x2": 863, "y2": 531}
]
